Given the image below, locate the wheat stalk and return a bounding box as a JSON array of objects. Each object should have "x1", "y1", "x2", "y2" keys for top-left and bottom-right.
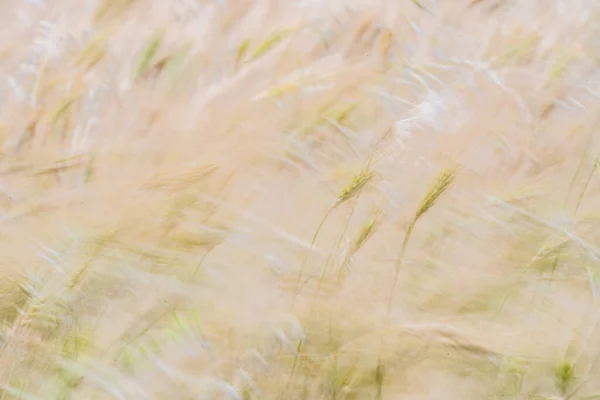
[{"x1": 388, "y1": 165, "x2": 459, "y2": 315}]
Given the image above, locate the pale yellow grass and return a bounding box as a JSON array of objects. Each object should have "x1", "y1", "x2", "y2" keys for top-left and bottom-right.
[{"x1": 0, "y1": 0, "x2": 599, "y2": 398}]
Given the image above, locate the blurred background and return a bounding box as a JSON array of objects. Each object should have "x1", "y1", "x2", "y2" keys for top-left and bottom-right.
[{"x1": 1, "y1": 0, "x2": 600, "y2": 398}]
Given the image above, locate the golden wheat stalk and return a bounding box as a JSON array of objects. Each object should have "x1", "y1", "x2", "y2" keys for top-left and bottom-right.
[
  {"x1": 337, "y1": 209, "x2": 384, "y2": 281},
  {"x1": 387, "y1": 165, "x2": 459, "y2": 315},
  {"x1": 291, "y1": 165, "x2": 377, "y2": 307}
]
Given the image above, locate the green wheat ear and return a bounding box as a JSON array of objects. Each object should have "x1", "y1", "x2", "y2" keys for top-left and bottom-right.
[
  {"x1": 415, "y1": 165, "x2": 459, "y2": 220},
  {"x1": 335, "y1": 167, "x2": 377, "y2": 207},
  {"x1": 337, "y1": 209, "x2": 384, "y2": 280},
  {"x1": 554, "y1": 359, "x2": 576, "y2": 395},
  {"x1": 249, "y1": 28, "x2": 294, "y2": 62},
  {"x1": 134, "y1": 30, "x2": 164, "y2": 80},
  {"x1": 350, "y1": 209, "x2": 384, "y2": 256},
  {"x1": 235, "y1": 39, "x2": 251, "y2": 68}
]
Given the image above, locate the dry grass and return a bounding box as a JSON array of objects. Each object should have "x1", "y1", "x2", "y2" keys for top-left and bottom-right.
[{"x1": 1, "y1": 0, "x2": 600, "y2": 398}]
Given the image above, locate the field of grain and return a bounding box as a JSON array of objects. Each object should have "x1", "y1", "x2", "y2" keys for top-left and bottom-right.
[{"x1": 0, "y1": 0, "x2": 600, "y2": 398}]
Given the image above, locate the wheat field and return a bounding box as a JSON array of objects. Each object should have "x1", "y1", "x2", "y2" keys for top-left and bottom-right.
[{"x1": 0, "y1": 0, "x2": 599, "y2": 398}]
